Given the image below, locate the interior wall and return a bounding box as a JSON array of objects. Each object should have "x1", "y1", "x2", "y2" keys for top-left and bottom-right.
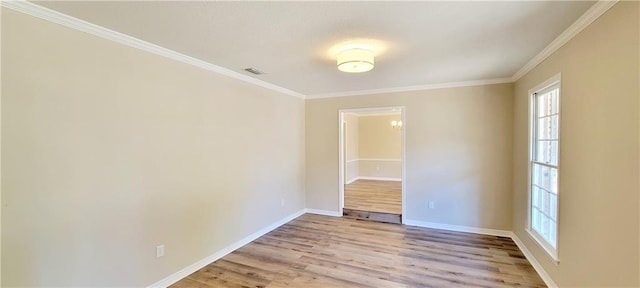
[
  {"x1": 306, "y1": 83, "x2": 514, "y2": 230},
  {"x1": 358, "y1": 114, "x2": 402, "y2": 179},
  {"x1": 358, "y1": 114, "x2": 402, "y2": 159},
  {"x1": 358, "y1": 160, "x2": 402, "y2": 179},
  {"x1": 0, "y1": 7, "x2": 3, "y2": 286},
  {"x1": 344, "y1": 113, "x2": 359, "y2": 183},
  {"x1": 1, "y1": 9, "x2": 305, "y2": 287},
  {"x1": 512, "y1": 2, "x2": 639, "y2": 286}
]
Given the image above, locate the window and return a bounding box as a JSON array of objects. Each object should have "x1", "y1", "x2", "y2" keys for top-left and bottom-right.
[{"x1": 528, "y1": 75, "x2": 560, "y2": 261}]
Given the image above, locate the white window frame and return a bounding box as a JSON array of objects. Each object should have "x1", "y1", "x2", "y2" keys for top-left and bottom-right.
[{"x1": 527, "y1": 73, "x2": 561, "y2": 263}]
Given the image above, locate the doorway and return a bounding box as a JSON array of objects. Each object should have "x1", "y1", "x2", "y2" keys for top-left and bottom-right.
[{"x1": 339, "y1": 106, "x2": 405, "y2": 224}]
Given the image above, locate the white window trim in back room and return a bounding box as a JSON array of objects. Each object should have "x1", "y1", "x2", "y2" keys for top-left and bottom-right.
[
  {"x1": 527, "y1": 73, "x2": 561, "y2": 264},
  {"x1": 0, "y1": 0, "x2": 618, "y2": 100}
]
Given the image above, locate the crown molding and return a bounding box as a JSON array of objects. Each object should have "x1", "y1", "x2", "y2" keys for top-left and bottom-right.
[
  {"x1": 345, "y1": 111, "x2": 401, "y2": 117},
  {"x1": 1, "y1": 0, "x2": 306, "y2": 99},
  {"x1": 306, "y1": 77, "x2": 513, "y2": 99},
  {"x1": 511, "y1": 0, "x2": 619, "y2": 81},
  {"x1": 2, "y1": 0, "x2": 618, "y2": 100}
]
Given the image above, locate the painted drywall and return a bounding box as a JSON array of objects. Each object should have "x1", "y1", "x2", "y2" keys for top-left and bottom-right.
[
  {"x1": 306, "y1": 83, "x2": 514, "y2": 230},
  {"x1": 0, "y1": 7, "x2": 3, "y2": 287},
  {"x1": 358, "y1": 115, "x2": 402, "y2": 159},
  {"x1": 344, "y1": 114, "x2": 360, "y2": 162},
  {"x1": 512, "y1": 2, "x2": 639, "y2": 286},
  {"x1": 358, "y1": 160, "x2": 402, "y2": 179},
  {"x1": 1, "y1": 9, "x2": 305, "y2": 287},
  {"x1": 358, "y1": 114, "x2": 402, "y2": 179},
  {"x1": 344, "y1": 113, "x2": 359, "y2": 182},
  {"x1": 344, "y1": 114, "x2": 402, "y2": 181}
]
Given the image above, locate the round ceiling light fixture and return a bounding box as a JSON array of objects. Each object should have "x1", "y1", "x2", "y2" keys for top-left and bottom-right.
[{"x1": 337, "y1": 48, "x2": 374, "y2": 73}]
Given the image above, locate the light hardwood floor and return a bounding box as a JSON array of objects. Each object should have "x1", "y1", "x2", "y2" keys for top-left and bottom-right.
[
  {"x1": 171, "y1": 214, "x2": 546, "y2": 288},
  {"x1": 344, "y1": 179, "x2": 402, "y2": 214}
]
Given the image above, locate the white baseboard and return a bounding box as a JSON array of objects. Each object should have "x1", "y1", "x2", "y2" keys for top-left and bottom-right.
[
  {"x1": 510, "y1": 232, "x2": 557, "y2": 288},
  {"x1": 304, "y1": 208, "x2": 342, "y2": 217},
  {"x1": 403, "y1": 219, "x2": 512, "y2": 238},
  {"x1": 147, "y1": 209, "x2": 306, "y2": 288},
  {"x1": 354, "y1": 176, "x2": 402, "y2": 182},
  {"x1": 346, "y1": 177, "x2": 358, "y2": 184}
]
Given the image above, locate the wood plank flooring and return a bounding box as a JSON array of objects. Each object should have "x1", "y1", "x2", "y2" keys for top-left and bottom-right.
[
  {"x1": 171, "y1": 214, "x2": 546, "y2": 288},
  {"x1": 344, "y1": 179, "x2": 402, "y2": 214}
]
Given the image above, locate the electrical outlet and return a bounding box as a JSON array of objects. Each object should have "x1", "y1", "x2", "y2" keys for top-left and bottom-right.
[
  {"x1": 281, "y1": 198, "x2": 285, "y2": 207},
  {"x1": 428, "y1": 201, "x2": 435, "y2": 209},
  {"x1": 156, "y1": 245, "x2": 165, "y2": 258}
]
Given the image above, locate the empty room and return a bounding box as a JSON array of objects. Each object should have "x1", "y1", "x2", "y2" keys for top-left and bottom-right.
[{"x1": 1, "y1": 1, "x2": 638, "y2": 287}]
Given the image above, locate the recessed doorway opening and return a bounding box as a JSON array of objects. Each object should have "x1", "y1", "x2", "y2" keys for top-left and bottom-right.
[{"x1": 339, "y1": 106, "x2": 406, "y2": 224}]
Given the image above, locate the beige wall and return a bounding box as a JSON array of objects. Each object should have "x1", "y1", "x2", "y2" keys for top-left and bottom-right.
[
  {"x1": 358, "y1": 114, "x2": 401, "y2": 159},
  {"x1": 0, "y1": 7, "x2": 3, "y2": 286},
  {"x1": 512, "y1": 2, "x2": 639, "y2": 286},
  {"x1": 346, "y1": 161, "x2": 359, "y2": 183},
  {"x1": 357, "y1": 114, "x2": 402, "y2": 179},
  {"x1": 344, "y1": 114, "x2": 359, "y2": 162},
  {"x1": 1, "y1": 10, "x2": 305, "y2": 287},
  {"x1": 344, "y1": 114, "x2": 359, "y2": 182},
  {"x1": 358, "y1": 160, "x2": 402, "y2": 179},
  {"x1": 306, "y1": 83, "x2": 514, "y2": 230}
]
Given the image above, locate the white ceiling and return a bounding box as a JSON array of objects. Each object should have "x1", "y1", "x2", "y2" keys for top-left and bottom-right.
[{"x1": 35, "y1": 1, "x2": 595, "y2": 97}]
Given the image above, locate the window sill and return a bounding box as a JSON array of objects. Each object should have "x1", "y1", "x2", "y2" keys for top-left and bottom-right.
[{"x1": 526, "y1": 228, "x2": 560, "y2": 265}]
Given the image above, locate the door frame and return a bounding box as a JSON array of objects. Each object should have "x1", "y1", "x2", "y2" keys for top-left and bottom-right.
[{"x1": 338, "y1": 106, "x2": 406, "y2": 223}]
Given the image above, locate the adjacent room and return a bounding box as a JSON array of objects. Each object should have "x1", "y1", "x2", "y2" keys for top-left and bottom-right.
[
  {"x1": 2, "y1": 1, "x2": 638, "y2": 287},
  {"x1": 341, "y1": 108, "x2": 404, "y2": 224}
]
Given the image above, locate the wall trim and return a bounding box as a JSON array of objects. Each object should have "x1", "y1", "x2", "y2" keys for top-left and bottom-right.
[
  {"x1": 147, "y1": 209, "x2": 306, "y2": 288},
  {"x1": 404, "y1": 219, "x2": 512, "y2": 238},
  {"x1": 346, "y1": 160, "x2": 402, "y2": 183},
  {"x1": 355, "y1": 176, "x2": 401, "y2": 182},
  {"x1": 1, "y1": 0, "x2": 305, "y2": 99},
  {"x1": 347, "y1": 158, "x2": 401, "y2": 163},
  {"x1": 305, "y1": 208, "x2": 343, "y2": 217},
  {"x1": 358, "y1": 158, "x2": 402, "y2": 162},
  {"x1": 510, "y1": 232, "x2": 558, "y2": 288},
  {"x1": 345, "y1": 111, "x2": 402, "y2": 117},
  {"x1": 511, "y1": 0, "x2": 619, "y2": 81},
  {"x1": 307, "y1": 78, "x2": 512, "y2": 99}
]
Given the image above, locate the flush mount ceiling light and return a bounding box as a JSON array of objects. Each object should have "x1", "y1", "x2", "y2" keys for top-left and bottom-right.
[
  {"x1": 328, "y1": 39, "x2": 386, "y2": 73},
  {"x1": 337, "y1": 48, "x2": 374, "y2": 73}
]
